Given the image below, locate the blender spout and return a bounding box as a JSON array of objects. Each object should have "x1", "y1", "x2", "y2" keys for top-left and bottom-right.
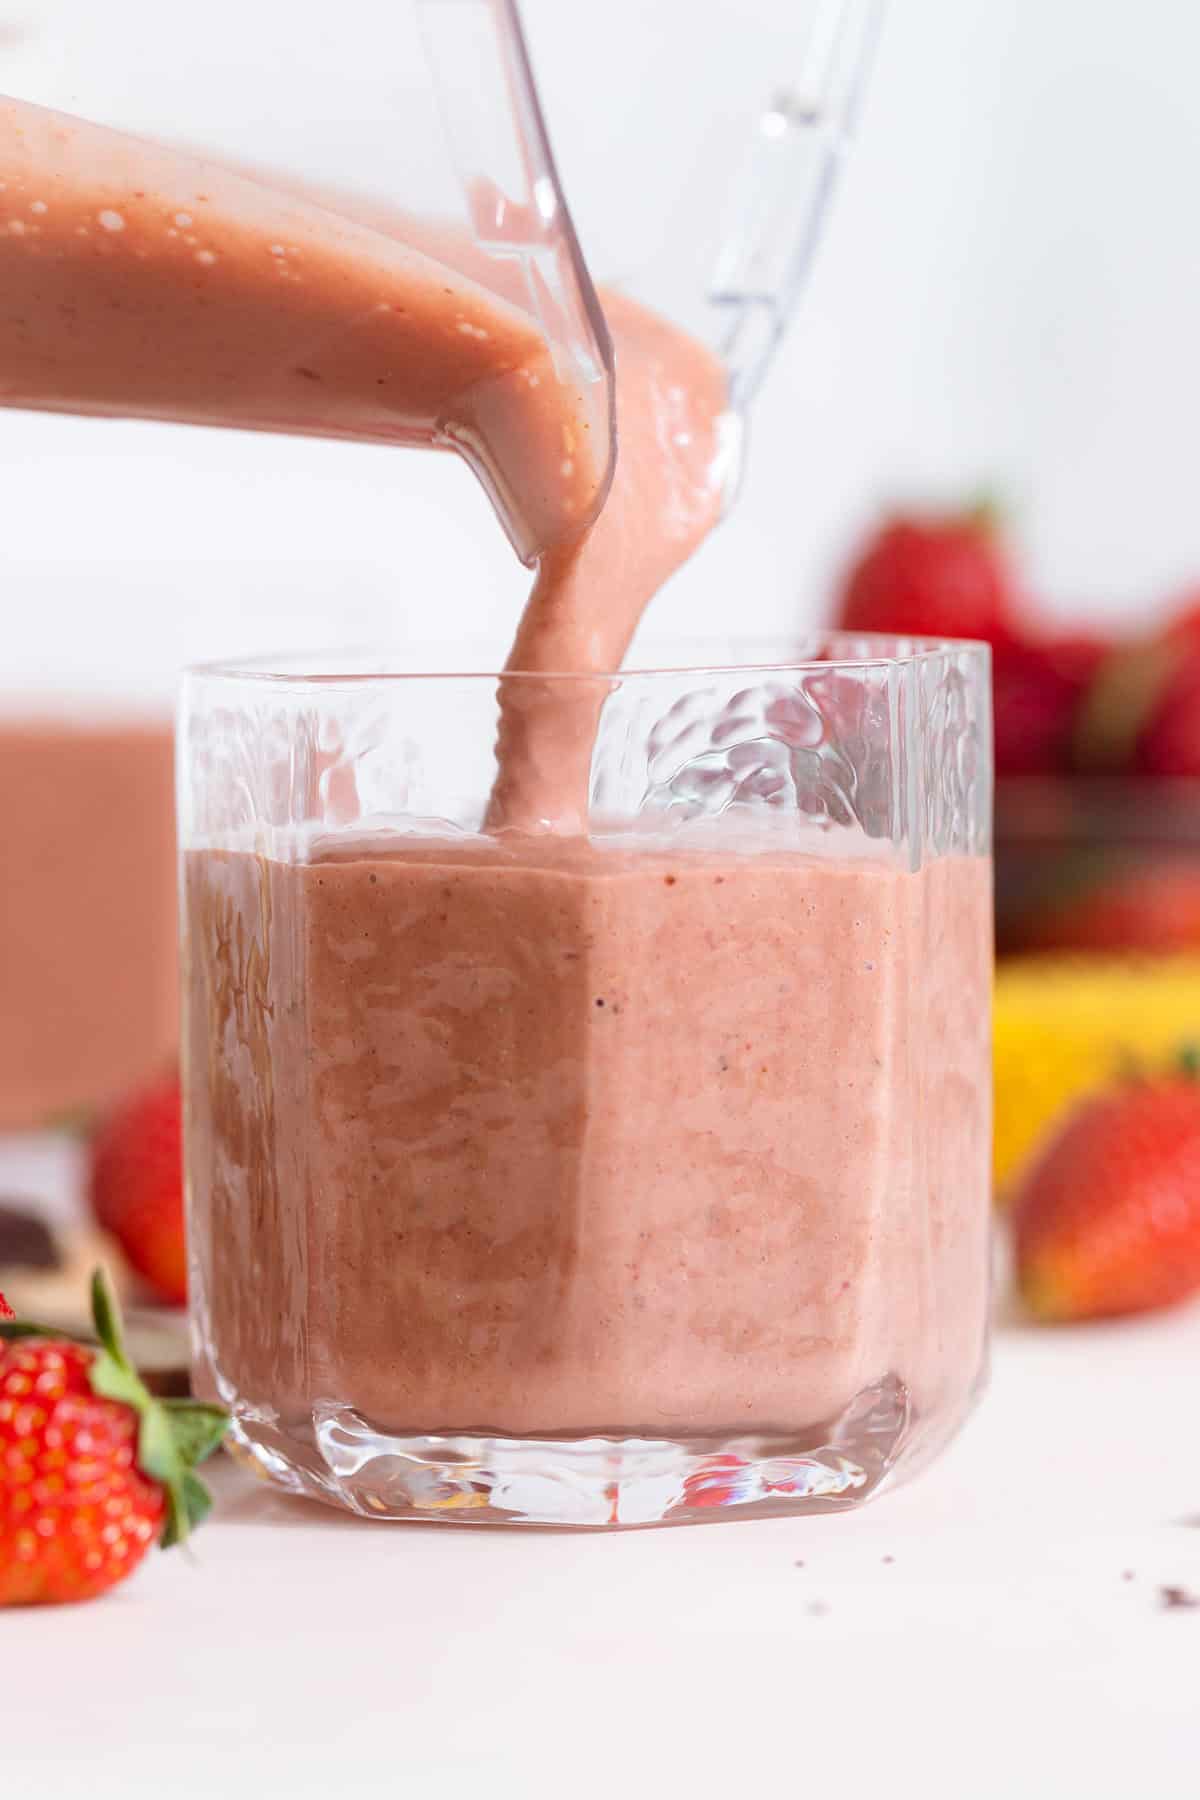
[{"x1": 417, "y1": 0, "x2": 616, "y2": 535}]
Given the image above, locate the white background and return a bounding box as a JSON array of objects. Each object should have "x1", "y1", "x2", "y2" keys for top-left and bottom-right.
[{"x1": 3, "y1": 0, "x2": 1200, "y2": 705}]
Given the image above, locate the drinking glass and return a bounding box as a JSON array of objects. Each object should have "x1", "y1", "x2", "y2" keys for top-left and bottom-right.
[{"x1": 179, "y1": 633, "x2": 992, "y2": 1526}]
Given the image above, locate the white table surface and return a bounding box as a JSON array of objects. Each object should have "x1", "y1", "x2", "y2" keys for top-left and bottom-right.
[{"x1": 4, "y1": 1138, "x2": 1200, "y2": 1797}]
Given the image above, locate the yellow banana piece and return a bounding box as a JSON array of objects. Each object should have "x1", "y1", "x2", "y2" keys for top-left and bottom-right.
[{"x1": 994, "y1": 954, "x2": 1200, "y2": 1198}]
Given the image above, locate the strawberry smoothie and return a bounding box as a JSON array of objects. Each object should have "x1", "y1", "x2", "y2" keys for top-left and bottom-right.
[
  {"x1": 184, "y1": 837, "x2": 991, "y2": 1447},
  {"x1": 0, "y1": 95, "x2": 992, "y2": 1516}
]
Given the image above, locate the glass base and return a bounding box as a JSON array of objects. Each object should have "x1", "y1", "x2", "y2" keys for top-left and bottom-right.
[{"x1": 223, "y1": 1375, "x2": 929, "y2": 1527}]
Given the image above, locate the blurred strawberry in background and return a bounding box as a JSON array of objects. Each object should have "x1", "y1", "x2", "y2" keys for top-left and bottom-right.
[
  {"x1": 89, "y1": 1074, "x2": 187, "y2": 1307},
  {"x1": 833, "y1": 502, "x2": 1116, "y2": 777},
  {"x1": 833, "y1": 500, "x2": 1200, "y2": 868},
  {"x1": 1162, "y1": 587, "x2": 1200, "y2": 645},
  {"x1": 1134, "y1": 644, "x2": 1200, "y2": 778},
  {"x1": 835, "y1": 503, "x2": 1021, "y2": 648},
  {"x1": 1014, "y1": 863, "x2": 1200, "y2": 956},
  {"x1": 992, "y1": 633, "x2": 1112, "y2": 776},
  {"x1": 1012, "y1": 1068, "x2": 1200, "y2": 1322}
]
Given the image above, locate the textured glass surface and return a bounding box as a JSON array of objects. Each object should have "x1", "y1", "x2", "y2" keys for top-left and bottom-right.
[{"x1": 180, "y1": 637, "x2": 993, "y2": 1526}]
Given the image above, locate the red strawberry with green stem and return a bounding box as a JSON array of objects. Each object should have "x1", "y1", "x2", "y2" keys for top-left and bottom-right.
[
  {"x1": 0, "y1": 1270, "x2": 226, "y2": 1605},
  {"x1": 89, "y1": 1075, "x2": 187, "y2": 1306},
  {"x1": 1013, "y1": 1066, "x2": 1200, "y2": 1322}
]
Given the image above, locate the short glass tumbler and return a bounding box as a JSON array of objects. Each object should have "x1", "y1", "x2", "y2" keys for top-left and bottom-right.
[{"x1": 179, "y1": 635, "x2": 993, "y2": 1527}]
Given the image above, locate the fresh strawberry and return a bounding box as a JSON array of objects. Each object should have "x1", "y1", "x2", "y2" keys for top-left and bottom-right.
[
  {"x1": 1017, "y1": 861, "x2": 1200, "y2": 955},
  {"x1": 835, "y1": 504, "x2": 1020, "y2": 647},
  {"x1": 0, "y1": 1293, "x2": 11, "y2": 1321},
  {"x1": 993, "y1": 633, "x2": 1111, "y2": 775},
  {"x1": 0, "y1": 1271, "x2": 225, "y2": 1605},
  {"x1": 1013, "y1": 1072, "x2": 1200, "y2": 1322},
  {"x1": 89, "y1": 1075, "x2": 186, "y2": 1306}
]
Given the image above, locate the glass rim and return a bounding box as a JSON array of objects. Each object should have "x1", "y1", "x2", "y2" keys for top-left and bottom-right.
[{"x1": 182, "y1": 632, "x2": 992, "y2": 688}]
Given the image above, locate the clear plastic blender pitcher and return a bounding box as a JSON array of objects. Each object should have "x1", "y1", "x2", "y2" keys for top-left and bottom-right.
[{"x1": 0, "y1": 0, "x2": 879, "y2": 550}]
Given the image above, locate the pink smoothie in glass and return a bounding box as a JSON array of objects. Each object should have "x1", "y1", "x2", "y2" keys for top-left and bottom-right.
[{"x1": 185, "y1": 837, "x2": 990, "y2": 1442}]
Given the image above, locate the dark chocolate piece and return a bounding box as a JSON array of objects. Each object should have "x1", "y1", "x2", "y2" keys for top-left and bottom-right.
[{"x1": 0, "y1": 1201, "x2": 60, "y2": 1270}]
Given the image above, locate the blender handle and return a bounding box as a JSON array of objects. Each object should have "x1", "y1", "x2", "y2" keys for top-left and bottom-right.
[{"x1": 709, "y1": 0, "x2": 886, "y2": 412}]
